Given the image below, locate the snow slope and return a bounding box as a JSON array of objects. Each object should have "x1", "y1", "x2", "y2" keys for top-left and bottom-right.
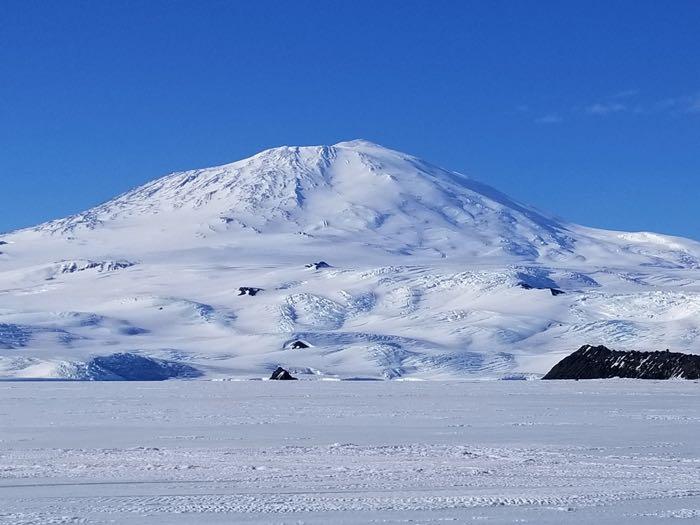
[{"x1": 1, "y1": 140, "x2": 699, "y2": 379}]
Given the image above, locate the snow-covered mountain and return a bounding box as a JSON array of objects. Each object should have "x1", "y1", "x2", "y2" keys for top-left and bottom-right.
[{"x1": 1, "y1": 140, "x2": 699, "y2": 379}]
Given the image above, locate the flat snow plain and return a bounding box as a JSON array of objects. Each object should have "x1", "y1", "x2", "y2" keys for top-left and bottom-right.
[{"x1": 1, "y1": 380, "x2": 698, "y2": 524}]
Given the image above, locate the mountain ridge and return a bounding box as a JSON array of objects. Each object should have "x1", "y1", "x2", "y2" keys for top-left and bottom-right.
[{"x1": 16, "y1": 140, "x2": 698, "y2": 268}]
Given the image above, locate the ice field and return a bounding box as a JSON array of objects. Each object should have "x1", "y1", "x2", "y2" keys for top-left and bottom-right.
[{"x1": 1, "y1": 380, "x2": 698, "y2": 524}]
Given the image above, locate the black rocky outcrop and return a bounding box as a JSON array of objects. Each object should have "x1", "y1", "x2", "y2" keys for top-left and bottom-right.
[
  {"x1": 270, "y1": 367, "x2": 297, "y2": 380},
  {"x1": 60, "y1": 260, "x2": 135, "y2": 274},
  {"x1": 305, "y1": 261, "x2": 331, "y2": 270},
  {"x1": 543, "y1": 344, "x2": 700, "y2": 380},
  {"x1": 289, "y1": 340, "x2": 310, "y2": 349},
  {"x1": 238, "y1": 287, "x2": 263, "y2": 296},
  {"x1": 517, "y1": 282, "x2": 564, "y2": 296}
]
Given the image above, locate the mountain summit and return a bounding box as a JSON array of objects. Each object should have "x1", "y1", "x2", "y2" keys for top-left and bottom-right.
[
  {"x1": 1, "y1": 141, "x2": 699, "y2": 380},
  {"x1": 29, "y1": 140, "x2": 699, "y2": 267}
]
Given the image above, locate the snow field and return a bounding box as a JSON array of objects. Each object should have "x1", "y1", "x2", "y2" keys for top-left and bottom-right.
[{"x1": 0, "y1": 380, "x2": 698, "y2": 523}]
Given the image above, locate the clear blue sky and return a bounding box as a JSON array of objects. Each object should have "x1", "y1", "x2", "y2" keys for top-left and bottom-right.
[{"x1": 2, "y1": 1, "x2": 699, "y2": 239}]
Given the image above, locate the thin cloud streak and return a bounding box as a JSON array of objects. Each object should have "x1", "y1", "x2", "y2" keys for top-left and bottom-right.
[
  {"x1": 527, "y1": 90, "x2": 700, "y2": 123},
  {"x1": 534, "y1": 114, "x2": 563, "y2": 124},
  {"x1": 586, "y1": 102, "x2": 627, "y2": 115}
]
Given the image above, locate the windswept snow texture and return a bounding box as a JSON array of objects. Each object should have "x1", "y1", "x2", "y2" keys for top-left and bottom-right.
[
  {"x1": 0, "y1": 381, "x2": 698, "y2": 524},
  {"x1": 1, "y1": 140, "x2": 700, "y2": 379}
]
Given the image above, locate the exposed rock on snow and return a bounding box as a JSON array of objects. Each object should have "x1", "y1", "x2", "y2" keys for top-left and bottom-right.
[
  {"x1": 518, "y1": 282, "x2": 565, "y2": 296},
  {"x1": 270, "y1": 366, "x2": 297, "y2": 380},
  {"x1": 306, "y1": 261, "x2": 332, "y2": 270},
  {"x1": 58, "y1": 259, "x2": 135, "y2": 274},
  {"x1": 542, "y1": 344, "x2": 700, "y2": 380},
  {"x1": 288, "y1": 340, "x2": 310, "y2": 349},
  {"x1": 238, "y1": 287, "x2": 263, "y2": 296}
]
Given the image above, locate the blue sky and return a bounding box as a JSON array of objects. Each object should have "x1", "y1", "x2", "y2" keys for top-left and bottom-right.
[{"x1": 2, "y1": 1, "x2": 699, "y2": 239}]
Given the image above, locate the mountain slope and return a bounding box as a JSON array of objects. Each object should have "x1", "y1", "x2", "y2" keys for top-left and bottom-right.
[{"x1": 1, "y1": 140, "x2": 699, "y2": 379}]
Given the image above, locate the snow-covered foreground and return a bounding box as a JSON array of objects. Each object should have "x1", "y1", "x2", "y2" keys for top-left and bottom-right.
[{"x1": 1, "y1": 380, "x2": 698, "y2": 524}]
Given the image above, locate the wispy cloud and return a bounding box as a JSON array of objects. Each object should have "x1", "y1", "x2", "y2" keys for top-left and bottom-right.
[
  {"x1": 665, "y1": 93, "x2": 700, "y2": 113},
  {"x1": 525, "y1": 89, "x2": 700, "y2": 124},
  {"x1": 654, "y1": 93, "x2": 700, "y2": 114},
  {"x1": 586, "y1": 102, "x2": 627, "y2": 115},
  {"x1": 688, "y1": 95, "x2": 700, "y2": 113},
  {"x1": 611, "y1": 89, "x2": 639, "y2": 99},
  {"x1": 534, "y1": 114, "x2": 563, "y2": 124}
]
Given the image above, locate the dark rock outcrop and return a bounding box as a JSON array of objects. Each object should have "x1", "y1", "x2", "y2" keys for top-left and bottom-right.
[
  {"x1": 305, "y1": 261, "x2": 331, "y2": 270},
  {"x1": 543, "y1": 344, "x2": 700, "y2": 380},
  {"x1": 270, "y1": 367, "x2": 297, "y2": 380},
  {"x1": 289, "y1": 340, "x2": 310, "y2": 349},
  {"x1": 517, "y1": 282, "x2": 564, "y2": 296},
  {"x1": 238, "y1": 287, "x2": 262, "y2": 296},
  {"x1": 60, "y1": 260, "x2": 135, "y2": 274}
]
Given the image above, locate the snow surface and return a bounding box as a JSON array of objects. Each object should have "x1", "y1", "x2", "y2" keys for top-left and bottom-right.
[
  {"x1": 1, "y1": 140, "x2": 699, "y2": 379},
  {"x1": 0, "y1": 380, "x2": 698, "y2": 523}
]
